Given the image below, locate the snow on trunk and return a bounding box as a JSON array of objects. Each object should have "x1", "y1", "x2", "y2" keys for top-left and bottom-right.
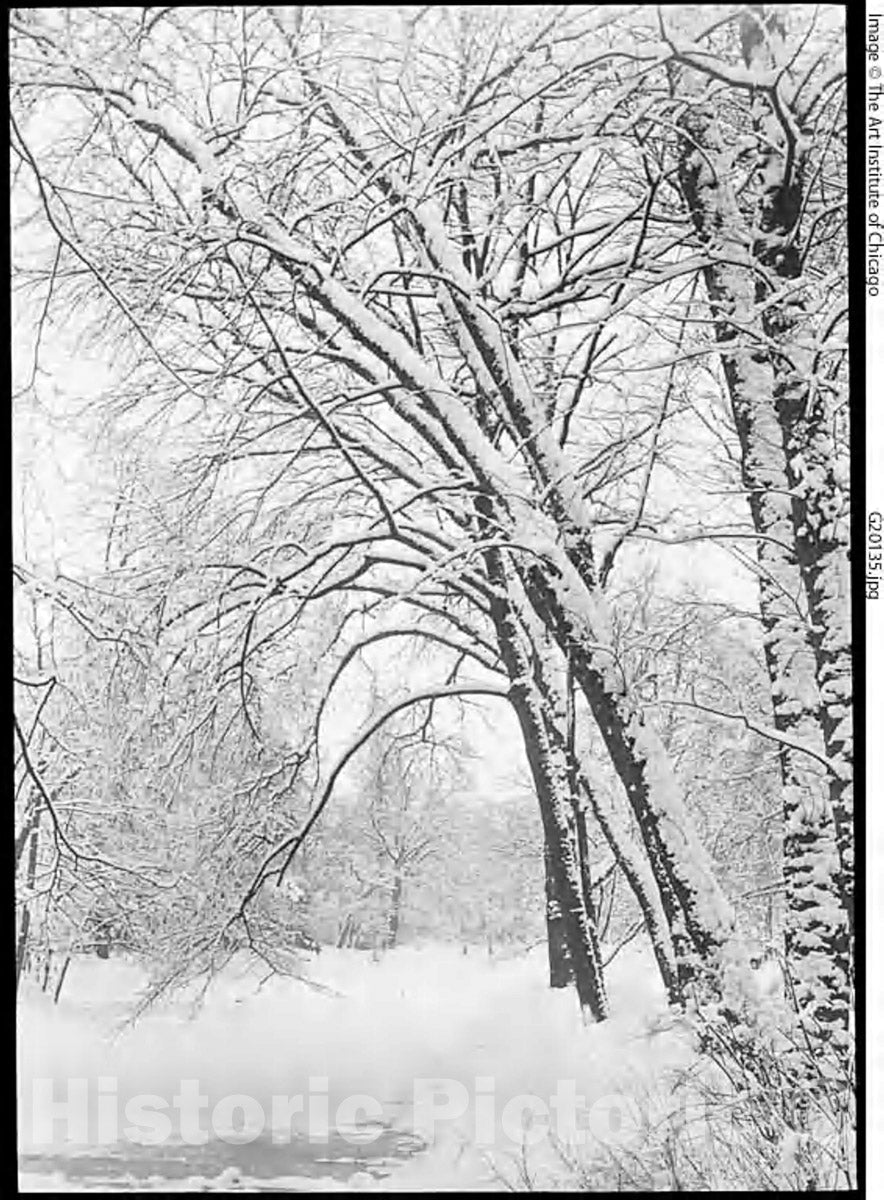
[
  {"x1": 518, "y1": 549, "x2": 735, "y2": 982},
  {"x1": 738, "y1": 6, "x2": 854, "y2": 951},
  {"x1": 403, "y1": 194, "x2": 737, "y2": 985},
  {"x1": 477, "y1": 522, "x2": 608, "y2": 1020},
  {"x1": 676, "y1": 88, "x2": 851, "y2": 1037},
  {"x1": 776, "y1": 380, "x2": 853, "y2": 945},
  {"x1": 516, "y1": 586, "x2": 682, "y2": 1005}
]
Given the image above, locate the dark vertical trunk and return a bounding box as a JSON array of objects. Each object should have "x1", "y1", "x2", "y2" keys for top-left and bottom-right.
[
  {"x1": 564, "y1": 660, "x2": 600, "y2": 941},
  {"x1": 531, "y1": 765, "x2": 607, "y2": 1018},
  {"x1": 477, "y1": 520, "x2": 607, "y2": 1018},
  {"x1": 441, "y1": 271, "x2": 732, "y2": 989},
  {"x1": 520, "y1": 559, "x2": 726, "y2": 988},
  {"x1": 543, "y1": 668, "x2": 596, "y2": 993},
  {"x1": 526, "y1": 618, "x2": 682, "y2": 1005},
  {"x1": 53, "y1": 954, "x2": 72, "y2": 1005},
  {"x1": 464, "y1": 345, "x2": 701, "y2": 1009},
  {"x1": 544, "y1": 841, "x2": 572, "y2": 988},
  {"x1": 559, "y1": 723, "x2": 683, "y2": 1006},
  {"x1": 16, "y1": 802, "x2": 41, "y2": 993},
  {"x1": 572, "y1": 798, "x2": 597, "y2": 927},
  {"x1": 15, "y1": 908, "x2": 32, "y2": 993}
]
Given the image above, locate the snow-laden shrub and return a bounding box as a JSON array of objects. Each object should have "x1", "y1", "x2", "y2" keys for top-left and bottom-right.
[{"x1": 500, "y1": 998, "x2": 855, "y2": 1192}]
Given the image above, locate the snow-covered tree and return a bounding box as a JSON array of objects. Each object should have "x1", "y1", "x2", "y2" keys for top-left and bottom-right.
[
  {"x1": 10, "y1": 6, "x2": 850, "y2": 1036},
  {"x1": 656, "y1": 4, "x2": 850, "y2": 1037}
]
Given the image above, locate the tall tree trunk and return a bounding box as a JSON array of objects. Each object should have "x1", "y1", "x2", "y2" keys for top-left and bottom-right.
[
  {"x1": 543, "y1": 799, "x2": 599, "y2": 991},
  {"x1": 439, "y1": 286, "x2": 735, "y2": 983},
  {"x1": 478, "y1": 524, "x2": 608, "y2": 1019},
  {"x1": 16, "y1": 907, "x2": 32, "y2": 993},
  {"x1": 16, "y1": 801, "x2": 41, "y2": 993},
  {"x1": 401, "y1": 157, "x2": 734, "y2": 987},
  {"x1": 738, "y1": 3, "x2": 853, "y2": 954},
  {"x1": 539, "y1": 704, "x2": 681, "y2": 1003},
  {"x1": 541, "y1": 642, "x2": 596, "y2": 991},
  {"x1": 544, "y1": 841, "x2": 573, "y2": 988},
  {"x1": 525, "y1": 622, "x2": 682, "y2": 1005},
  {"x1": 519, "y1": 556, "x2": 732, "y2": 988},
  {"x1": 675, "y1": 80, "x2": 851, "y2": 1037},
  {"x1": 774, "y1": 367, "x2": 853, "y2": 949}
]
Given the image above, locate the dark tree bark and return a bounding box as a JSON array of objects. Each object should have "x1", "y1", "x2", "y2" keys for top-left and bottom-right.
[
  {"x1": 477, "y1": 509, "x2": 608, "y2": 1019},
  {"x1": 544, "y1": 842, "x2": 573, "y2": 989},
  {"x1": 16, "y1": 801, "x2": 41, "y2": 993},
  {"x1": 519, "y1": 558, "x2": 729, "y2": 988}
]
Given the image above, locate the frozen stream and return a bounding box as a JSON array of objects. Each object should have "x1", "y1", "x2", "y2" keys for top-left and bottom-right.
[
  {"x1": 18, "y1": 945, "x2": 678, "y2": 1192},
  {"x1": 19, "y1": 1124, "x2": 425, "y2": 1191}
]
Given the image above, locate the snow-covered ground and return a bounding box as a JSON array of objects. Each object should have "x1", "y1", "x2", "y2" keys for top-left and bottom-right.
[{"x1": 18, "y1": 944, "x2": 694, "y2": 1192}]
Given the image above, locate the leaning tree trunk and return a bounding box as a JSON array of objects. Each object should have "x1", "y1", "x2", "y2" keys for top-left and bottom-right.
[
  {"x1": 16, "y1": 798, "x2": 42, "y2": 993},
  {"x1": 526, "y1": 620, "x2": 683, "y2": 1005},
  {"x1": 575, "y1": 773, "x2": 682, "y2": 1007},
  {"x1": 438, "y1": 277, "x2": 736, "y2": 987},
  {"x1": 534, "y1": 686, "x2": 681, "y2": 1003},
  {"x1": 527, "y1": 629, "x2": 683, "y2": 1007},
  {"x1": 518, "y1": 553, "x2": 733, "y2": 991},
  {"x1": 479, "y1": 527, "x2": 608, "y2": 1020},
  {"x1": 538, "y1": 636, "x2": 597, "y2": 991},
  {"x1": 544, "y1": 841, "x2": 573, "y2": 989},
  {"x1": 400, "y1": 163, "x2": 733, "y2": 989},
  {"x1": 543, "y1": 794, "x2": 599, "y2": 991}
]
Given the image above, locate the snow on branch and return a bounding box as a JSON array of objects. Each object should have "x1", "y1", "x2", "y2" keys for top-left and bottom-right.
[
  {"x1": 121, "y1": 99, "x2": 221, "y2": 191},
  {"x1": 657, "y1": 697, "x2": 849, "y2": 782},
  {"x1": 311, "y1": 626, "x2": 504, "y2": 751}
]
